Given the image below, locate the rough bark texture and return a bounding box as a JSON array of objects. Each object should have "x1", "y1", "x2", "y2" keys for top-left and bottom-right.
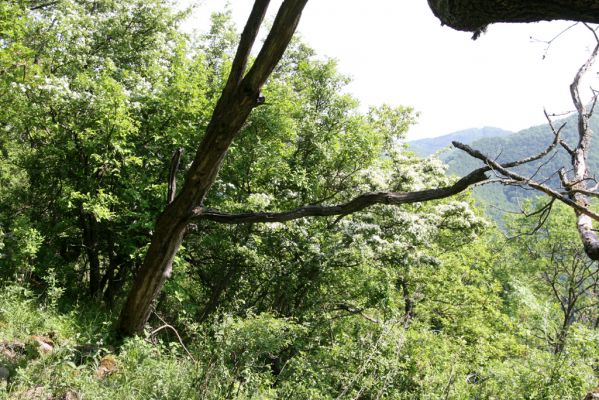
[{"x1": 427, "y1": 0, "x2": 599, "y2": 33}]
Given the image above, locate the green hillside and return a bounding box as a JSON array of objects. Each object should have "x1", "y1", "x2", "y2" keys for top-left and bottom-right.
[
  {"x1": 408, "y1": 127, "x2": 512, "y2": 157},
  {"x1": 441, "y1": 114, "x2": 599, "y2": 221}
]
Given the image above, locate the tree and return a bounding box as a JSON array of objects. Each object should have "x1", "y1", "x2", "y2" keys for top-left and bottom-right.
[
  {"x1": 454, "y1": 25, "x2": 599, "y2": 259},
  {"x1": 117, "y1": 1, "x2": 599, "y2": 336},
  {"x1": 0, "y1": 0, "x2": 213, "y2": 302},
  {"x1": 507, "y1": 203, "x2": 599, "y2": 355},
  {"x1": 427, "y1": 0, "x2": 599, "y2": 38}
]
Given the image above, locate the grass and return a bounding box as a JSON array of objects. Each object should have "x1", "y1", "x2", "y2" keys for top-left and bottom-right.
[{"x1": 0, "y1": 283, "x2": 199, "y2": 400}]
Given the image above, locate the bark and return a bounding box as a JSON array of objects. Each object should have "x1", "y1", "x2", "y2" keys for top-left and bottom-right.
[
  {"x1": 427, "y1": 0, "x2": 599, "y2": 34},
  {"x1": 167, "y1": 148, "x2": 184, "y2": 205},
  {"x1": 117, "y1": 0, "x2": 309, "y2": 337},
  {"x1": 397, "y1": 278, "x2": 415, "y2": 320},
  {"x1": 568, "y1": 31, "x2": 599, "y2": 260},
  {"x1": 80, "y1": 212, "x2": 101, "y2": 297}
]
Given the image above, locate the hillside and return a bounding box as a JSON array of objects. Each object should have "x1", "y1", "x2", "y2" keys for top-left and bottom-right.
[
  {"x1": 439, "y1": 114, "x2": 599, "y2": 222},
  {"x1": 408, "y1": 127, "x2": 512, "y2": 157}
]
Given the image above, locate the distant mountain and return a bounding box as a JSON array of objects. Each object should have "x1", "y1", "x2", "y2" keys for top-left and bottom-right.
[
  {"x1": 440, "y1": 114, "x2": 599, "y2": 223},
  {"x1": 407, "y1": 127, "x2": 513, "y2": 157}
]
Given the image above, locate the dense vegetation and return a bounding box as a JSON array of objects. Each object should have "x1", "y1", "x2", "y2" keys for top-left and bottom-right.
[{"x1": 0, "y1": 1, "x2": 597, "y2": 398}]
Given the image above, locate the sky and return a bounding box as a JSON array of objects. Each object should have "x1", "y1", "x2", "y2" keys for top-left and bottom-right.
[{"x1": 182, "y1": 1, "x2": 599, "y2": 140}]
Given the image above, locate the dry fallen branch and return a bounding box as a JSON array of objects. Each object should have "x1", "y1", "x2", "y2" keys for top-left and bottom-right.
[
  {"x1": 452, "y1": 141, "x2": 599, "y2": 222},
  {"x1": 149, "y1": 313, "x2": 196, "y2": 363}
]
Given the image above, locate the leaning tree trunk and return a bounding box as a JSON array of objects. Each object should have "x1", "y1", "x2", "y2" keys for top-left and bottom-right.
[{"x1": 117, "y1": 0, "x2": 309, "y2": 336}]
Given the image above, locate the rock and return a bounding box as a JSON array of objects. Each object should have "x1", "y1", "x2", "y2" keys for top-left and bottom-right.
[
  {"x1": 584, "y1": 388, "x2": 599, "y2": 400},
  {"x1": 0, "y1": 340, "x2": 25, "y2": 360},
  {"x1": 95, "y1": 355, "x2": 117, "y2": 379},
  {"x1": 21, "y1": 385, "x2": 47, "y2": 399},
  {"x1": 1, "y1": 347, "x2": 16, "y2": 360},
  {"x1": 61, "y1": 390, "x2": 80, "y2": 400},
  {"x1": 30, "y1": 336, "x2": 54, "y2": 354},
  {"x1": 0, "y1": 366, "x2": 9, "y2": 380}
]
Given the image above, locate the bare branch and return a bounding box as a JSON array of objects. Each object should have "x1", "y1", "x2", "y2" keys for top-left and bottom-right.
[
  {"x1": 531, "y1": 22, "x2": 578, "y2": 60},
  {"x1": 222, "y1": 0, "x2": 270, "y2": 97},
  {"x1": 333, "y1": 303, "x2": 381, "y2": 324},
  {"x1": 473, "y1": 178, "x2": 520, "y2": 187},
  {"x1": 452, "y1": 141, "x2": 599, "y2": 222},
  {"x1": 507, "y1": 198, "x2": 555, "y2": 239},
  {"x1": 150, "y1": 313, "x2": 196, "y2": 362},
  {"x1": 457, "y1": 118, "x2": 562, "y2": 169},
  {"x1": 544, "y1": 110, "x2": 573, "y2": 155},
  {"x1": 559, "y1": 168, "x2": 571, "y2": 188},
  {"x1": 529, "y1": 151, "x2": 558, "y2": 182},
  {"x1": 587, "y1": 87, "x2": 599, "y2": 117},
  {"x1": 29, "y1": 1, "x2": 58, "y2": 11},
  {"x1": 566, "y1": 188, "x2": 599, "y2": 198},
  {"x1": 192, "y1": 168, "x2": 489, "y2": 224},
  {"x1": 241, "y1": 0, "x2": 309, "y2": 95},
  {"x1": 570, "y1": 26, "x2": 599, "y2": 149}
]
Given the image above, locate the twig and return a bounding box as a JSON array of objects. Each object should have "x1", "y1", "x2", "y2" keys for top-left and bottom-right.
[
  {"x1": 530, "y1": 22, "x2": 579, "y2": 60},
  {"x1": 150, "y1": 313, "x2": 196, "y2": 362}
]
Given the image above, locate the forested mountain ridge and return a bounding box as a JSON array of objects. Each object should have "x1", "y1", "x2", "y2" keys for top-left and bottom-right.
[
  {"x1": 408, "y1": 126, "x2": 512, "y2": 157},
  {"x1": 437, "y1": 114, "x2": 599, "y2": 220}
]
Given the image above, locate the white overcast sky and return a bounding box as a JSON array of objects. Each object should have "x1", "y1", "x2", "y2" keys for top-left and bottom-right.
[{"x1": 182, "y1": 1, "x2": 599, "y2": 139}]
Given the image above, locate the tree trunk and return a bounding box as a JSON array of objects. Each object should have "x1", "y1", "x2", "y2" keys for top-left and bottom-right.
[
  {"x1": 80, "y1": 212, "x2": 101, "y2": 297},
  {"x1": 101, "y1": 247, "x2": 129, "y2": 309},
  {"x1": 568, "y1": 36, "x2": 599, "y2": 260},
  {"x1": 116, "y1": 0, "x2": 308, "y2": 337},
  {"x1": 427, "y1": 0, "x2": 599, "y2": 34}
]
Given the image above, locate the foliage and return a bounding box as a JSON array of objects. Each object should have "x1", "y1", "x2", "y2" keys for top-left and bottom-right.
[{"x1": 0, "y1": 2, "x2": 597, "y2": 399}]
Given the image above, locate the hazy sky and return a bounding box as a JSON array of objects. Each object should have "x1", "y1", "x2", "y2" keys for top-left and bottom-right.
[{"x1": 184, "y1": 1, "x2": 599, "y2": 139}]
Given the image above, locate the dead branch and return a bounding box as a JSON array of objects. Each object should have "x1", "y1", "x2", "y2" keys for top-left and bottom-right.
[
  {"x1": 333, "y1": 303, "x2": 381, "y2": 324},
  {"x1": 192, "y1": 167, "x2": 489, "y2": 224},
  {"x1": 150, "y1": 313, "x2": 196, "y2": 362},
  {"x1": 453, "y1": 141, "x2": 599, "y2": 222}
]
